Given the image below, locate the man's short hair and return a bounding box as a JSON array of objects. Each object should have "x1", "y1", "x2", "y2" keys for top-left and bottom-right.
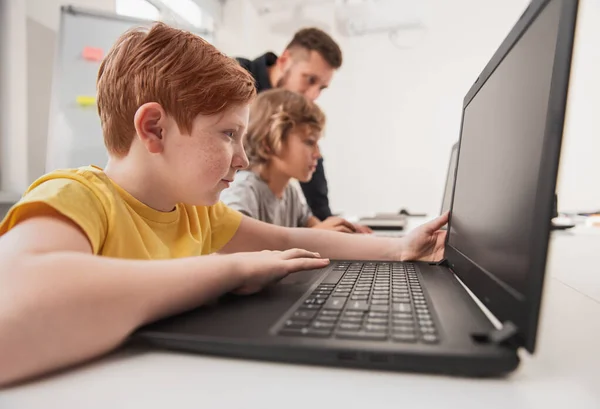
[{"x1": 285, "y1": 27, "x2": 343, "y2": 69}]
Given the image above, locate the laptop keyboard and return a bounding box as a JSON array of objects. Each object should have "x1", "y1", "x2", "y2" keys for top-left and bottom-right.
[{"x1": 276, "y1": 262, "x2": 439, "y2": 343}]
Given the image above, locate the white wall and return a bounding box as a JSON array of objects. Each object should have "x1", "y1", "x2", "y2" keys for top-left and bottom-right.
[
  {"x1": 555, "y1": 0, "x2": 600, "y2": 213},
  {"x1": 215, "y1": 0, "x2": 271, "y2": 57},
  {"x1": 0, "y1": 0, "x2": 29, "y2": 194},
  {"x1": 26, "y1": 0, "x2": 115, "y2": 31},
  {"x1": 218, "y1": 0, "x2": 599, "y2": 217}
]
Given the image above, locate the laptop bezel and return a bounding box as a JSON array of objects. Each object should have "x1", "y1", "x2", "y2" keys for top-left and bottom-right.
[{"x1": 441, "y1": 0, "x2": 578, "y2": 353}]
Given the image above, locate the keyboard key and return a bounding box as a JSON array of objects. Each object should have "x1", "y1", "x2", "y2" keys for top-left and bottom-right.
[
  {"x1": 366, "y1": 317, "x2": 388, "y2": 325},
  {"x1": 393, "y1": 325, "x2": 415, "y2": 333},
  {"x1": 321, "y1": 309, "x2": 341, "y2": 316},
  {"x1": 323, "y1": 298, "x2": 347, "y2": 310},
  {"x1": 317, "y1": 315, "x2": 338, "y2": 322},
  {"x1": 372, "y1": 300, "x2": 389, "y2": 305},
  {"x1": 312, "y1": 321, "x2": 335, "y2": 330},
  {"x1": 365, "y1": 324, "x2": 388, "y2": 332},
  {"x1": 343, "y1": 310, "x2": 364, "y2": 317},
  {"x1": 339, "y1": 322, "x2": 361, "y2": 331},
  {"x1": 300, "y1": 304, "x2": 322, "y2": 310},
  {"x1": 393, "y1": 318, "x2": 414, "y2": 325},
  {"x1": 293, "y1": 310, "x2": 317, "y2": 320},
  {"x1": 347, "y1": 301, "x2": 369, "y2": 311},
  {"x1": 422, "y1": 333, "x2": 439, "y2": 343},
  {"x1": 370, "y1": 305, "x2": 389, "y2": 312},
  {"x1": 368, "y1": 311, "x2": 388, "y2": 318},
  {"x1": 393, "y1": 303, "x2": 412, "y2": 313},
  {"x1": 392, "y1": 332, "x2": 417, "y2": 342},
  {"x1": 340, "y1": 317, "x2": 363, "y2": 324},
  {"x1": 336, "y1": 331, "x2": 387, "y2": 341},
  {"x1": 285, "y1": 319, "x2": 310, "y2": 329}
]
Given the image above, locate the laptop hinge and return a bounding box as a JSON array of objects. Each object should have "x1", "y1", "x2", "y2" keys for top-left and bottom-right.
[
  {"x1": 488, "y1": 321, "x2": 520, "y2": 348},
  {"x1": 435, "y1": 258, "x2": 450, "y2": 268}
]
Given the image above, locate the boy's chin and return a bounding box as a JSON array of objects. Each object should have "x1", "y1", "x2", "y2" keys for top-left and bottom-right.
[{"x1": 297, "y1": 173, "x2": 314, "y2": 183}]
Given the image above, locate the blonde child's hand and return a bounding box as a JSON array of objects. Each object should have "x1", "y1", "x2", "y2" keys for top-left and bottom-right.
[
  {"x1": 313, "y1": 217, "x2": 357, "y2": 233},
  {"x1": 232, "y1": 249, "x2": 330, "y2": 295},
  {"x1": 352, "y1": 223, "x2": 373, "y2": 234}
]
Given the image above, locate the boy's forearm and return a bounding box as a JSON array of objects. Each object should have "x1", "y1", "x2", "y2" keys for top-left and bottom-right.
[
  {"x1": 286, "y1": 228, "x2": 400, "y2": 261},
  {"x1": 0, "y1": 252, "x2": 241, "y2": 387}
]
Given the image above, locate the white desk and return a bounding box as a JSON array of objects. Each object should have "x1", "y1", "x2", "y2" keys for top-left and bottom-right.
[{"x1": 2, "y1": 229, "x2": 600, "y2": 409}]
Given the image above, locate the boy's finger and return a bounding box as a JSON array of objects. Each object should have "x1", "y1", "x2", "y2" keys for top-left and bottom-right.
[
  {"x1": 283, "y1": 248, "x2": 318, "y2": 259},
  {"x1": 288, "y1": 257, "x2": 330, "y2": 272}
]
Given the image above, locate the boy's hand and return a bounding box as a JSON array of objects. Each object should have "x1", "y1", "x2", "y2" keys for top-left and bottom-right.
[
  {"x1": 312, "y1": 217, "x2": 357, "y2": 233},
  {"x1": 231, "y1": 249, "x2": 330, "y2": 295},
  {"x1": 399, "y1": 213, "x2": 449, "y2": 262}
]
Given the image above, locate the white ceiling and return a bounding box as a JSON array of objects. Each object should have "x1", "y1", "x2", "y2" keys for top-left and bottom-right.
[{"x1": 248, "y1": 0, "x2": 334, "y2": 15}]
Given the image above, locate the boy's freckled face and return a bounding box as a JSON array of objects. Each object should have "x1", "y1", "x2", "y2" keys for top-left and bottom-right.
[{"x1": 166, "y1": 104, "x2": 250, "y2": 206}]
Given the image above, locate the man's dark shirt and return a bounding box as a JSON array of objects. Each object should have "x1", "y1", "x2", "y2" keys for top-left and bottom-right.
[{"x1": 235, "y1": 53, "x2": 333, "y2": 220}]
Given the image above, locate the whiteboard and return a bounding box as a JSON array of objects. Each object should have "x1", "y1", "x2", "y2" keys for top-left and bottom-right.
[{"x1": 45, "y1": 6, "x2": 210, "y2": 172}]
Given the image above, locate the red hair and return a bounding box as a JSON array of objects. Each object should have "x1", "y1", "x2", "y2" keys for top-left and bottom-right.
[{"x1": 97, "y1": 22, "x2": 256, "y2": 156}]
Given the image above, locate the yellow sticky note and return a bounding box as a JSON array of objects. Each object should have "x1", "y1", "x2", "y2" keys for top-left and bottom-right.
[{"x1": 76, "y1": 96, "x2": 96, "y2": 107}]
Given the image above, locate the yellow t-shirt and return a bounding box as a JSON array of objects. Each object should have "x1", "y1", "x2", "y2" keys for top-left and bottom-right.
[{"x1": 0, "y1": 166, "x2": 243, "y2": 259}]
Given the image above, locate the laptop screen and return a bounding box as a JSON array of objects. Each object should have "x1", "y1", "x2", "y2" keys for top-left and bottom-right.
[
  {"x1": 440, "y1": 143, "x2": 459, "y2": 215},
  {"x1": 447, "y1": 0, "x2": 563, "y2": 299}
]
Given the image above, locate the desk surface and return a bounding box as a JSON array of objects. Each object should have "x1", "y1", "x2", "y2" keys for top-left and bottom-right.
[{"x1": 2, "y1": 228, "x2": 599, "y2": 409}]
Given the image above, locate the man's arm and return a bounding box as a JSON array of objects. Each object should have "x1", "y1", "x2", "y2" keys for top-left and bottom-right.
[
  {"x1": 300, "y1": 158, "x2": 332, "y2": 220},
  {"x1": 0, "y1": 213, "x2": 325, "y2": 386}
]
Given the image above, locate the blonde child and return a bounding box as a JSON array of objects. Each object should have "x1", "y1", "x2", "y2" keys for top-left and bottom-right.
[
  {"x1": 221, "y1": 88, "x2": 356, "y2": 232},
  {"x1": 0, "y1": 23, "x2": 448, "y2": 386}
]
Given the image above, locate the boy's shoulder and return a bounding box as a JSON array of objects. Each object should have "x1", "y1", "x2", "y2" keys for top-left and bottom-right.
[{"x1": 24, "y1": 165, "x2": 116, "y2": 203}]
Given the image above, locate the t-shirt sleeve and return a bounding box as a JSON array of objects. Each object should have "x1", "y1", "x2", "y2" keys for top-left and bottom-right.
[
  {"x1": 220, "y1": 180, "x2": 261, "y2": 220},
  {"x1": 0, "y1": 178, "x2": 108, "y2": 254},
  {"x1": 206, "y1": 201, "x2": 243, "y2": 253}
]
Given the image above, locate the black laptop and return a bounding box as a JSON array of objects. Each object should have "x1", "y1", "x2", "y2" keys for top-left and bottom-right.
[{"x1": 133, "y1": 0, "x2": 578, "y2": 377}]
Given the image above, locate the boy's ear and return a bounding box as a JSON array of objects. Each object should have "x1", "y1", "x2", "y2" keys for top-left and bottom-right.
[{"x1": 134, "y1": 102, "x2": 167, "y2": 154}]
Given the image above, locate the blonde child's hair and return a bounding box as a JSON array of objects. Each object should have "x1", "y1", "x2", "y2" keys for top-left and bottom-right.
[
  {"x1": 97, "y1": 22, "x2": 256, "y2": 157},
  {"x1": 245, "y1": 89, "x2": 325, "y2": 166}
]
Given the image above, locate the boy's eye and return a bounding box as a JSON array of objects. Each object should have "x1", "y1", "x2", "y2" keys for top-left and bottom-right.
[{"x1": 223, "y1": 130, "x2": 235, "y2": 138}]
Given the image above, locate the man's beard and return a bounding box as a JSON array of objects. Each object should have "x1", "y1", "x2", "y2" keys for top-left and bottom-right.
[{"x1": 275, "y1": 68, "x2": 291, "y2": 88}]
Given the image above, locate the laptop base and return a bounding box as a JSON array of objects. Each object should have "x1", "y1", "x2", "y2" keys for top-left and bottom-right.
[{"x1": 132, "y1": 261, "x2": 521, "y2": 378}]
